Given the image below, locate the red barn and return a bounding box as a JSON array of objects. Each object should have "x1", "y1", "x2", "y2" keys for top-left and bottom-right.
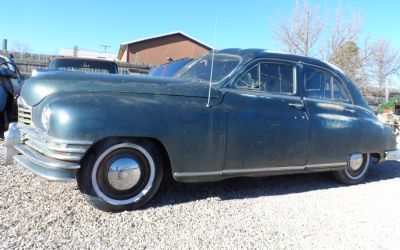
[{"x1": 118, "y1": 31, "x2": 212, "y2": 65}]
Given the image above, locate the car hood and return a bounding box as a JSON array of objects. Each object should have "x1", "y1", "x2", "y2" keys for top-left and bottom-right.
[{"x1": 20, "y1": 71, "x2": 221, "y2": 106}]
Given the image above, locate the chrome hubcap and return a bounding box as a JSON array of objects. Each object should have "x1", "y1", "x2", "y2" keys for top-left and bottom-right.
[
  {"x1": 107, "y1": 157, "x2": 141, "y2": 190},
  {"x1": 349, "y1": 153, "x2": 363, "y2": 171}
]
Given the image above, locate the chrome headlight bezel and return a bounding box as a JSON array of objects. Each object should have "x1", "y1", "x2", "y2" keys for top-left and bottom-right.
[{"x1": 41, "y1": 106, "x2": 52, "y2": 131}]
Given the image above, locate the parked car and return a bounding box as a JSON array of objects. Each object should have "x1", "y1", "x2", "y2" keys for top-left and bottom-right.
[
  {"x1": 148, "y1": 58, "x2": 192, "y2": 77},
  {"x1": 4, "y1": 48, "x2": 399, "y2": 212},
  {"x1": 48, "y1": 57, "x2": 119, "y2": 74},
  {"x1": 0, "y1": 53, "x2": 23, "y2": 139}
]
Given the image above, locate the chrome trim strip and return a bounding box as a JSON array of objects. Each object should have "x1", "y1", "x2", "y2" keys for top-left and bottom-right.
[
  {"x1": 14, "y1": 144, "x2": 80, "y2": 170},
  {"x1": 173, "y1": 162, "x2": 346, "y2": 177},
  {"x1": 18, "y1": 125, "x2": 92, "y2": 162},
  {"x1": 19, "y1": 125, "x2": 92, "y2": 145},
  {"x1": 303, "y1": 97, "x2": 374, "y2": 115},
  {"x1": 173, "y1": 171, "x2": 223, "y2": 178},
  {"x1": 223, "y1": 162, "x2": 346, "y2": 175},
  {"x1": 221, "y1": 88, "x2": 301, "y2": 101},
  {"x1": 25, "y1": 140, "x2": 83, "y2": 161}
]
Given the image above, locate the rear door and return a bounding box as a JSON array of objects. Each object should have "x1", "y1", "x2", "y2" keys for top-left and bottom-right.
[
  {"x1": 223, "y1": 60, "x2": 309, "y2": 174},
  {"x1": 302, "y1": 64, "x2": 363, "y2": 164}
]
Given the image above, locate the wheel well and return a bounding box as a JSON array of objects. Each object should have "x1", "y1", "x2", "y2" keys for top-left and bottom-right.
[
  {"x1": 370, "y1": 152, "x2": 383, "y2": 163},
  {"x1": 82, "y1": 137, "x2": 173, "y2": 179}
]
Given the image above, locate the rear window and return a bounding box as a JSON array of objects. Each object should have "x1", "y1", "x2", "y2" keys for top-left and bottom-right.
[{"x1": 49, "y1": 59, "x2": 118, "y2": 74}]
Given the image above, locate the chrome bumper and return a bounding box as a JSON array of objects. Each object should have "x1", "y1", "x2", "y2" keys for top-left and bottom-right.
[
  {"x1": 4, "y1": 122, "x2": 90, "y2": 182},
  {"x1": 384, "y1": 149, "x2": 400, "y2": 161},
  {"x1": 4, "y1": 122, "x2": 20, "y2": 165},
  {"x1": 14, "y1": 144, "x2": 79, "y2": 181}
]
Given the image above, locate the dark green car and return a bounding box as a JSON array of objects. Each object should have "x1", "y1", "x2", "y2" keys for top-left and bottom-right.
[{"x1": 4, "y1": 49, "x2": 399, "y2": 212}]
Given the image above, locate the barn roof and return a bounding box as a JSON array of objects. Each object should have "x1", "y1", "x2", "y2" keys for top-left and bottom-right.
[{"x1": 118, "y1": 31, "x2": 212, "y2": 60}]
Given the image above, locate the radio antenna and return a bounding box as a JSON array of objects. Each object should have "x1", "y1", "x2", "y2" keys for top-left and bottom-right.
[{"x1": 206, "y1": 17, "x2": 218, "y2": 108}]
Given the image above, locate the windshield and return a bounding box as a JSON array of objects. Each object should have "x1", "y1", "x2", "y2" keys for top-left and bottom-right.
[
  {"x1": 149, "y1": 59, "x2": 192, "y2": 77},
  {"x1": 49, "y1": 59, "x2": 118, "y2": 74},
  {"x1": 177, "y1": 53, "x2": 241, "y2": 84}
]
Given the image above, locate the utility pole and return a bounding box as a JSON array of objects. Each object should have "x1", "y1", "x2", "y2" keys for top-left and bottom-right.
[{"x1": 99, "y1": 45, "x2": 111, "y2": 53}]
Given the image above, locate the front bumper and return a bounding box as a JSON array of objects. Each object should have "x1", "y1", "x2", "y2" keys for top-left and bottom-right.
[
  {"x1": 4, "y1": 122, "x2": 91, "y2": 182},
  {"x1": 384, "y1": 149, "x2": 400, "y2": 161}
]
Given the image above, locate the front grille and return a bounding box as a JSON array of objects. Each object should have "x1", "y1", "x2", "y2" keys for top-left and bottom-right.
[
  {"x1": 19, "y1": 125, "x2": 93, "y2": 162},
  {"x1": 18, "y1": 99, "x2": 33, "y2": 126}
]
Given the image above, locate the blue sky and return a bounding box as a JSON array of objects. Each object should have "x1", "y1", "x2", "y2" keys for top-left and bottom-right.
[{"x1": 1, "y1": 0, "x2": 399, "y2": 55}]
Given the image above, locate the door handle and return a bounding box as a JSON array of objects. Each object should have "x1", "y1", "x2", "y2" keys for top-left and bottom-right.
[
  {"x1": 344, "y1": 108, "x2": 356, "y2": 113},
  {"x1": 288, "y1": 102, "x2": 305, "y2": 110}
]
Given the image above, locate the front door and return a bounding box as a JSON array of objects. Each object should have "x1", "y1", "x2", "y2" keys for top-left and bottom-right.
[{"x1": 223, "y1": 60, "x2": 308, "y2": 174}]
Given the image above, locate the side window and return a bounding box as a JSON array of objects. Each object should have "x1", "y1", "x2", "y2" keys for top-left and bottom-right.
[
  {"x1": 304, "y1": 66, "x2": 350, "y2": 103},
  {"x1": 304, "y1": 67, "x2": 331, "y2": 99},
  {"x1": 234, "y1": 62, "x2": 295, "y2": 95},
  {"x1": 332, "y1": 77, "x2": 350, "y2": 103},
  {"x1": 235, "y1": 64, "x2": 260, "y2": 89}
]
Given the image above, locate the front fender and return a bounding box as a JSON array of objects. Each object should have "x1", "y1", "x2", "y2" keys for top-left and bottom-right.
[{"x1": 37, "y1": 92, "x2": 227, "y2": 174}]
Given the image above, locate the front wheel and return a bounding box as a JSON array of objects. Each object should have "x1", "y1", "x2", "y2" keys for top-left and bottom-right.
[
  {"x1": 78, "y1": 139, "x2": 163, "y2": 212},
  {"x1": 333, "y1": 153, "x2": 370, "y2": 185}
]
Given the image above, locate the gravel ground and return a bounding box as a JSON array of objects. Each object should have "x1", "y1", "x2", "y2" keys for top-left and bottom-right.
[{"x1": 1, "y1": 141, "x2": 400, "y2": 249}]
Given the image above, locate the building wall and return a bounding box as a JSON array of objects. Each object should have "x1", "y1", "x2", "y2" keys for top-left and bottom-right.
[{"x1": 127, "y1": 34, "x2": 210, "y2": 65}]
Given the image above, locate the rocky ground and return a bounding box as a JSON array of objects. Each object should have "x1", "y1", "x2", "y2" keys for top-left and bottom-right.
[{"x1": 1, "y1": 141, "x2": 400, "y2": 249}]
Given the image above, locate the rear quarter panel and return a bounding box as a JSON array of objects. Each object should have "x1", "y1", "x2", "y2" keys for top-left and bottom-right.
[{"x1": 357, "y1": 107, "x2": 397, "y2": 153}]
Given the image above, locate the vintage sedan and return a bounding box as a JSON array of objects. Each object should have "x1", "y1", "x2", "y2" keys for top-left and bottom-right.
[{"x1": 4, "y1": 49, "x2": 400, "y2": 212}]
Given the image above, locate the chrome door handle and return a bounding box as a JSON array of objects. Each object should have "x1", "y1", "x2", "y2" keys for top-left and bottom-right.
[
  {"x1": 344, "y1": 108, "x2": 356, "y2": 113},
  {"x1": 288, "y1": 102, "x2": 305, "y2": 110}
]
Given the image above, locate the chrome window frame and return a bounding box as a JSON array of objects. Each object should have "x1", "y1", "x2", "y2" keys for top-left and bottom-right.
[
  {"x1": 226, "y1": 58, "x2": 299, "y2": 97},
  {"x1": 301, "y1": 62, "x2": 354, "y2": 105}
]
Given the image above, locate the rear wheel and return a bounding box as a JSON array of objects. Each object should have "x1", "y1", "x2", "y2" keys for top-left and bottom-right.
[
  {"x1": 333, "y1": 153, "x2": 370, "y2": 185},
  {"x1": 78, "y1": 139, "x2": 163, "y2": 212}
]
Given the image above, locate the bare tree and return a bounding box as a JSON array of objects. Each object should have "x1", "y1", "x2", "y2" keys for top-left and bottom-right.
[
  {"x1": 371, "y1": 39, "x2": 400, "y2": 87},
  {"x1": 329, "y1": 41, "x2": 363, "y2": 83},
  {"x1": 271, "y1": 0, "x2": 324, "y2": 56},
  {"x1": 324, "y1": 5, "x2": 361, "y2": 60}
]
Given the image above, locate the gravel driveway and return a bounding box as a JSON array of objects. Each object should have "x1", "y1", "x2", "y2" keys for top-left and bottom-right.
[{"x1": 1, "y1": 141, "x2": 400, "y2": 249}]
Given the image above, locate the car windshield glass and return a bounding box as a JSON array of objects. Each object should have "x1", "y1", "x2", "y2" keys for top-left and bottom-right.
[
  {"x1": 149, "y1": 59, "x2": 192, "y2": 77},
  {"x1": 49, "y1": 59, "x2": 118, "y2": 74},
  {"x1": 177, "y1": 53, "x2": 241, "y2": 84}
]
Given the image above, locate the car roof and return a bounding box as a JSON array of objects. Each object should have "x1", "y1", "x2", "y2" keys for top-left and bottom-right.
[
  {"x1": 51, "y1": 57, "x2": 117, "y2": 64},
  {"x1": 216, "y1": 48, "x2": 340, "y2": 74}
]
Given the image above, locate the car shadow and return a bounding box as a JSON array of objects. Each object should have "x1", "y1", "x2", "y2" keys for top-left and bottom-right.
[{"x1": 147, "y1": 161, "x2": 400, "y2": 209}]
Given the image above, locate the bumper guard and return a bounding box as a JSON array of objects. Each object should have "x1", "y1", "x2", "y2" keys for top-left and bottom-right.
[
  {"x1": 384, "y1": 149, "x2": 400, "y2": 161},
  {"x1": 3, "y1": 122, "x2": 86, "y2": 182}
]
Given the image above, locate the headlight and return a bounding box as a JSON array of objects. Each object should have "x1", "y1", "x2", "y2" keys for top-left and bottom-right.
[{"x1": 41, "y1": 106, "x2": 52, "y2": 131}]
